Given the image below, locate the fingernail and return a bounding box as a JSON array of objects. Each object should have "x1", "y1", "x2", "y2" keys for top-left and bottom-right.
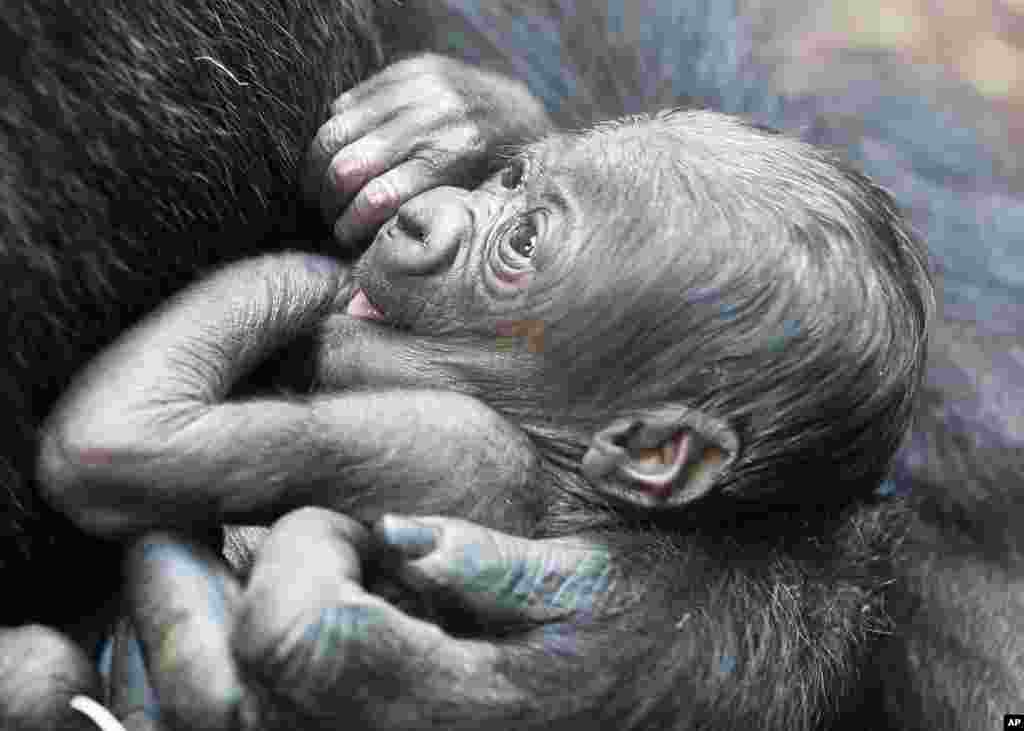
[
  {"x1": 110, "y1": 621, "x2": 161, "y2": 722},
  {"x1": 378, "y1": 516, "x2": 437, "y2": 559},
  {"x1": 364, "y1": 177, "x2": 398, "y2": 210}
]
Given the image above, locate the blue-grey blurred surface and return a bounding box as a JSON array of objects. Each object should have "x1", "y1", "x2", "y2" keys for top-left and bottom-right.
[{"x1": 436, "y1": 0, "x2": 1024, "y2": 333}]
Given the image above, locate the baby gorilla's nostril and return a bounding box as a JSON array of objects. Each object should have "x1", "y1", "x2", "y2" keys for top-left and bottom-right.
[{"x1": 396, "y1": 208, "x2": 428, "y2": 243}]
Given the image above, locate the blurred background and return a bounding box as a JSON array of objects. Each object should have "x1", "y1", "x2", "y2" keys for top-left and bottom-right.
[
  {"x1": 746, "y1": 0, "x2": 1024, "y2": 331},
  {"x1": 748, "y1": 0, "x2": 1024, "y2": 181}
]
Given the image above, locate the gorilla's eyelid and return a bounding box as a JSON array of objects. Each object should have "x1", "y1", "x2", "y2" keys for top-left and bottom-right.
[
  {"x1": 500, "y1": 156, "x2": 530, "y2": 191},
  {"x1": 530, "y1": 159, "x2": 573, "y2": 219},
  {"x1": 506, "y1": 149, "x2": 571, "y2": 220},
  {"x1": 539, "y1": 179, "x2": 570, "y2": 218}
]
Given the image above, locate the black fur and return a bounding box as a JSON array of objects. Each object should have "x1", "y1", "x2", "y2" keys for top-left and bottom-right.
[{"x1": 0, "y1": 0, "x2": 384, "y2": 627}]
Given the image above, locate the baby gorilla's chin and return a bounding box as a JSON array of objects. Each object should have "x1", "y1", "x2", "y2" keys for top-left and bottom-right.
[{"x1": 346, "y1": 288, "x2": 386, "y2": 321}]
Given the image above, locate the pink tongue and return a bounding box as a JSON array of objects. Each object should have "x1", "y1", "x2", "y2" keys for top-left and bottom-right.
[{"x1": 346, "y1": 289, "x2": 384, "y2": 320}]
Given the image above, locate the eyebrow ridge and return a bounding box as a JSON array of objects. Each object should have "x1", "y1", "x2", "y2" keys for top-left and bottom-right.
[{"x1": 526, "y1": 151, "x2": 572, "y2": 215}]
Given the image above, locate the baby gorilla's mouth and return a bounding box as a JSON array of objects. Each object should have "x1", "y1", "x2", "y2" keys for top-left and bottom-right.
[{"x1": 346, "y1": 288, "x2": 386, "y2": 321}]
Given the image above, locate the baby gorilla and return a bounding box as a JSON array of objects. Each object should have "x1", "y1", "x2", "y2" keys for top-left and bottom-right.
[{"x1": 39, "y1": 109, "x2": 931, "y2": 729}]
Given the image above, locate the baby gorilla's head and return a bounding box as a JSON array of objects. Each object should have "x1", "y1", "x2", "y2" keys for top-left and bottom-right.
[{"x1": 350, "y1": 110, "x2": 934, "y2": 510}]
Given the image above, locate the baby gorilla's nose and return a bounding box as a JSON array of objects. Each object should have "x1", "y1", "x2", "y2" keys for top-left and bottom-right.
[{"x1": 375, "y1": 187, "x2": 468, "y2": 276}]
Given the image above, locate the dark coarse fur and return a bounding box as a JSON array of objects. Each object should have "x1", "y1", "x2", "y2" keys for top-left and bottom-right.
[
  {"x1": 0, "y1": 0, "x2": 385, "y2": 627},
  {"x1": 876, "y1": 321, "x2": 1024, "y2": 730}
]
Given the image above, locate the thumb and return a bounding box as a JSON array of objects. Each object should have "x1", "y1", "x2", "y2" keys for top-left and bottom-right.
[{"x1": 373, "y1": 515, "x2": 617, "y2": 626}]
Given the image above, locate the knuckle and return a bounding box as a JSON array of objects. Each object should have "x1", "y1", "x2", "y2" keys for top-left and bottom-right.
[
  {"x1": 0, "y1": 625, "x2": 82, "y2": 666},
  {"x1": 411, "y1": 145, "x2": 456, "y2": 175},
  {"x1": 236, "y1": 589, "x2": 304, "y2": 672},
  {"x1": 328, "y1": 91, "x2": 353, "y2": 116},
  {"x1": 452, "y1": 123, "x2": 488, "y2": 157},
  {"x1": 417, "y1": 51, "x2": 446, "y2": 66},
  {"x1": 437, "y1": 88, "x2": 470, "y2": 117},
  {"x1": 447, "y1": 528, "x2": 505, "y2": 582},
  {"x1": 330, "y1": 150, "x2": 373, "y2": 188},
  {"x1": 383, "y1": 53, "x2": 438, "y2": 83},
  {"x1": 407, "y1": 51, "x2": 448, "y2": 73},
  {"x1": 244, "y1": 253, "x2": 314, "y2": 290},
  {"x1": 273, "y1": 506, "x2": 332, "y2": 536},
  {"x1": 274, "y1": 506, "x2": 367, "y2": 548},
  {"x1": 263, "y1": 602, "x2": 385, "y2": 676},
  {"x1": 360, "y1": 175, "x2": 401, "y2": 212},
  {"x1": 312, "y1": 118, "x2": 348, "y2": 162},
  {"x1": 0, "y1": 626, "x2": 94, "y2": 724},
  {"x1": 258, "y1": 606, "x2": 320, "y2": 673},
  {"x1": 411, "y1": 128, "x2": 487, "y2": 184}
]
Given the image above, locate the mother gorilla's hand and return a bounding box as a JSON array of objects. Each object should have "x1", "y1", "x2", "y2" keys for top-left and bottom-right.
[
  {"x1": 0, "y1": 512, "x2": 621, "y2": 731},
  {"x1": 109, "y1": 509, "x2": 619, "y2": 731}
]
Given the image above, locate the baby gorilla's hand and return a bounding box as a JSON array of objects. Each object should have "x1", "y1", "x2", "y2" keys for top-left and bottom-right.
[{"x1": 303, "y1": 53, "x2": 552, "y2": 249}]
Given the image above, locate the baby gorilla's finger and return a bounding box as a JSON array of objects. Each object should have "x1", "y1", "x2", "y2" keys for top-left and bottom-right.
[
  {"x1": 319, "y1": 105, "x2": 453, "y2": 229},
  {"x1": 320, "y1": 53, "x2": 457, "y2": 125},
  {"x1": 325, "y1": 53, "x2": 450, "y2": 114},
  {"x1": 375, "y1": 515, "x2": 621, "y2": 628},
  {"x1": 331, "y1": 166, "x2": 408, "y2": 247},
  {"x1": 333, "y1": 141, "x2": 477, "y2": 247},
  {"x1": 232, "y1": 508, "x2": 515, "y2": 726},
  {"x1": 0, "y1": 625, "x2": 101, "y2": 731},
  {"x1": 124, "y1": 534, "x2": 244, "y2": 731},
  {"x1": 302, "y1": 78, "x2": 404, "y2": 214}
]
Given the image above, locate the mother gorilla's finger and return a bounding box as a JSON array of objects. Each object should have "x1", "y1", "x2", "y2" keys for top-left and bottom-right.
[
  {"x1": 124, "y1": 534, "x2": 245, "y2": 731},
  {"x1": 107, "y1": 619, "x2": 163, "y2": 731},
  {"x1": 232, "y1": 508, "x2": 522, "y2": 728}
]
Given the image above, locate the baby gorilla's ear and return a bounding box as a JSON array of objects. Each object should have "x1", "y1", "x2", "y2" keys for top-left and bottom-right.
[{"x1": 582, "y1": 407, "x2": 740, "y2": 509}]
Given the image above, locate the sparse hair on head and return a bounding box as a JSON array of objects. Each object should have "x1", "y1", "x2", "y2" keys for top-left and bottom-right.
[{"x1": 534, "y1": 110, "x2": 935, "y2": 510}]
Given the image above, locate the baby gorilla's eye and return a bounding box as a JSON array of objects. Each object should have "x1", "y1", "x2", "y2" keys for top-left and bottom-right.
[
  {"x1": 509, "y1": 219, "x2": 538, "y2": 258},
  {"x1": 500, "y1": 158, "x2": 529, "y2": 191},
  {"x1": 500, "y1": 217, "x2": 538, "y2": 266}
]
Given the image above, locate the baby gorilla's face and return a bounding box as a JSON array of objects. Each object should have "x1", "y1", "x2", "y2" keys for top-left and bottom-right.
[
  {"x1": 346, "y1": 136, "x2": 599, "y2": 339},
  {"x1": 339, "y1": 109, "x2": 933, "y2": 512}
]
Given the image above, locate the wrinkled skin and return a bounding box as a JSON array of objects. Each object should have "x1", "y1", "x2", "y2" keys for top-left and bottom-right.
[
  {"x1": 303, "y1": 53, "x2": 553, "y2": 247},
  {"x1": 115, "y1": 510, "x2": 625, "y2": 731}
]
